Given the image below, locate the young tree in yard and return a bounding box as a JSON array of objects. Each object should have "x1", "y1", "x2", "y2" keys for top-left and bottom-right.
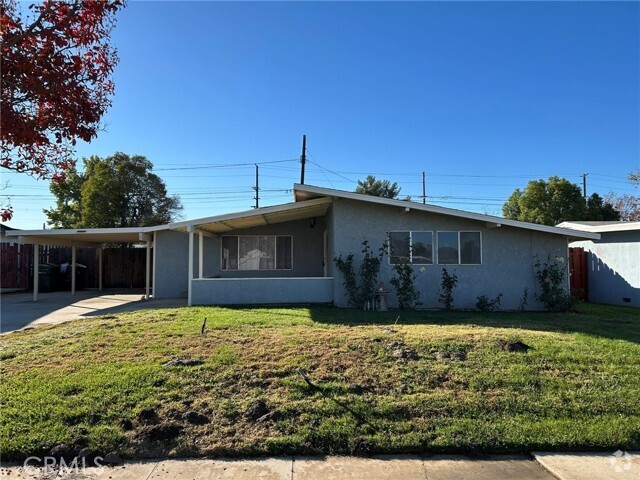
[
  {"x1": 0, "y1": 0, "x2": 125, "y2": 221},
  {"x1": 502, "y1": 176, "x2": 620, "y2": 226},
  {"x1": 44, "y1": 153, "x2": 182, "y2": 228},
  {"x1": 355, "y1": 175, "x2": 402, "y2": 199}
]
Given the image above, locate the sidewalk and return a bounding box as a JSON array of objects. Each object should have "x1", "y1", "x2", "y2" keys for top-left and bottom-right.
[{"x1": 1, "y1": 452, "x2": 639, "y2": 479}]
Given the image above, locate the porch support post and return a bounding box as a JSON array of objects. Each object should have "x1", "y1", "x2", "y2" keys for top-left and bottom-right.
[
  {"x1": 198, "y1": 231, "x2": 204, "y2": 279},
  {"x1": 71, "y1": 246, "x2": 77, "y2": 295},
  {"x1": 152, "y1": 232, "x2": 157, "y2": 298},
  {"x1": 187, "y1": 226, "x2": 194, "y2": 306},
  {"x1": 145, "y1": 240, "x2": 151, "y2": 300},
  {"x1": 98, "y1": 247, "x2": 103, "y2": 291},
  {"x1": 33, "y1": 243, "x2": 39, "y2": 302}
]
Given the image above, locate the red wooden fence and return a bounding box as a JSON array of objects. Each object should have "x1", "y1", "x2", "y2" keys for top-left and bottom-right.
[
  {"x1": 1, "y1": 243, "x2": 32, "y2": 289},
  {"x1": 569, "y1": 247, "x2": 588, "y2": 301}
]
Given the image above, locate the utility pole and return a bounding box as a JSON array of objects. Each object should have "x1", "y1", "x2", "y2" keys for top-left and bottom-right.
[
  {"x1": 300, "y1": 134, "x2": 306, "y2": 185},
  {"x1": 581, "y1": 173, "x2": 588, "y2": 205},
  {"x1": 422, "y1": 171, "x2": 426, "y2": 204},
  {"x1": 253, "y1": 164, "x2": 259, "y2": 209}
]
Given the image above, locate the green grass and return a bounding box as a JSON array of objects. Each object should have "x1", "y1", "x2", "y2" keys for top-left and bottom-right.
[{"x1": 1, "y1": 303, "x2": 639, "y2": 460}]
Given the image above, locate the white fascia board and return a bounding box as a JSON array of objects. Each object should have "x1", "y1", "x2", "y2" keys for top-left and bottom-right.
[
  {"x1": 5, "y1": 226, "x2": 154, "y2": 237},
  {"x1": 293, "y1": 184, "x2": 601, "y2": 240},
  {"x1": 558, "y1": 221, "x2": 640, "y2": 233},
  {"x1": 17, "y1": 235, "x2": 100, "y2": 248}
]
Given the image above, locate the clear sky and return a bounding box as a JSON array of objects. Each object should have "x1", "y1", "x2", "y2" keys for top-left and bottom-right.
[{"x1": 4, "y1": 1, "x2": 639, "y2": 229}]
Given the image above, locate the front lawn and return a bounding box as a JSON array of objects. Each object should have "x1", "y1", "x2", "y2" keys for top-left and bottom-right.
[{"x1": 1, "y1": 303, "x2": 639, "y2": 460}]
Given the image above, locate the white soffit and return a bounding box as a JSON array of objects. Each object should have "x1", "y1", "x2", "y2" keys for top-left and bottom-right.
[{"x1": 169, "y1": 197, "x2": 332, "y2": 234}]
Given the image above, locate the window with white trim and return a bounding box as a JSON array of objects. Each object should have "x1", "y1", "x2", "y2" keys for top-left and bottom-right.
[
  {"x1": 437, "y1": 231, "x2": 482, "y2": 265},
  {"x1": 221, "y1": 235, "x2": 293, "y2": 270},
  {"x1": 388, "y1": 231, "x2": 433, "y2": 265}
]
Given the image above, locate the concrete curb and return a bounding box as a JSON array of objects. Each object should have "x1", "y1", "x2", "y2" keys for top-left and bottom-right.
[{"x1": 1, "y1": 452, "x2": 638, "y2": 479}]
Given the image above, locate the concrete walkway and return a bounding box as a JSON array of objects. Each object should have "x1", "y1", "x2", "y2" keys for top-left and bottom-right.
[
  {"x1": 0, "y1": 290, "x2": 185, "y2": 333},
  {"x1": 2, "y1": 453, "x2": 638, "y2": 479}
]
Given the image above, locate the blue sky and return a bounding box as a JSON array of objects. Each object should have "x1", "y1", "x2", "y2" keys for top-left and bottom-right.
[{"x1": 4, "y1": 1, "x2": 639, "y2": 229}]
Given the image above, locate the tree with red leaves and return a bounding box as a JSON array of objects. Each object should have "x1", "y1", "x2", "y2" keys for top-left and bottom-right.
[{"x1": 1, "y1": 0, "x2": 125, "y2": 221}]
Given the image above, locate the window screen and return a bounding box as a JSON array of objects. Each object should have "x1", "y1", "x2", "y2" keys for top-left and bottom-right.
[
  {"x1": 437, "y1": 232, "x2": 459, "y2": 264},
  {"x1": 221, "y1": 236, "x2": 238, "y2": 270},
  {"x1": 276, "y1": 236, "x2": 293, "y2": 270},
  {"x1": 411, "y1": 232, "x2": 433, "y2": 264},
  {"x1": 460, "y1": 232, "x2": 481, "y2": 264},
  {"x1": 389, "y1": 231, "x2": 410, "y2": 264},
  {"x1": 222, "y1": 235, "x2": 291, "y2": 271}
]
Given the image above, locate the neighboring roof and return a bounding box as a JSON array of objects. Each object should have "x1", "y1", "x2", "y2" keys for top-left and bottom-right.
[
  {"x1": 5, "y1": 226, "x2": 152, "y2": 247},
  {"x1": 294, "y1": 184, "x2": 601, "y2": 240},
  {"x1": 0, "y1": 224, "x2": 18, "y2": 234},
  {"x1": 557, "y1": 221, "x2": 640, "y2": 233},
  {"x1": 166, "y1": 197, "x2": 332, "y2": 234}
]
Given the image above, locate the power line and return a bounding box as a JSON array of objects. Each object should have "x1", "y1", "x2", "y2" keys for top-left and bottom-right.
[{"x1": 154, "y1": 158, "x2": 298, "y2": 171}]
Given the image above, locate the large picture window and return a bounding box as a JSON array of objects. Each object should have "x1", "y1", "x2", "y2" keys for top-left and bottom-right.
[
  {"x1": 437, "y1": 231, "x2": 482, "y2": 265},
  {"x1": 388, "y1": 231, "x2": 433, "y2": 265},
  {"x1": 221, "y1": 235, "x2": 293, "y2": 270}
]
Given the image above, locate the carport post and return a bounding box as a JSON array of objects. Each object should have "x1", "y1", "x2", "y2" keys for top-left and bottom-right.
[
  {"x1": 152, "y1": 232, "x2": 157, "y2": 298},
  {"x1": 198, "y1": 231, "x2": 204, "y2": 279},
  {"x1": 71, "y1": 246, "x2": 77, "y2": 295},
  {"x1": 145, "y1": 240, "x2": 151, "y2": 300},
  {"x1": 187, "y1": 226, "x2": 194, "y2": 306},
  {"x1": 98, "y1": 247, "x2": 103, "y2": 291},
  {"x1": 33, "y1": 243, "x2": 39, "y2": 301}
]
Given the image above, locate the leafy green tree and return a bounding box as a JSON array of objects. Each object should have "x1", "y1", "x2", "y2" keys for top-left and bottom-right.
[
  {"x1": 45, "y1": 153, "x2": 182, "y2": 228},
  {"x1": 502, "y1": 176, "x2": 619, "y2": 225},
  {"x1": 585, "y1": 193, "x2": 620, "y2": 221},
  {"x1": 355, "y1": 175, "x2": 402, "y2": 199}
]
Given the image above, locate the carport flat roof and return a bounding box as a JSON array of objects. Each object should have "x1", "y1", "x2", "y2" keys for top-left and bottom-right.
[
  {"x1": 6, "y1": 226, "x2": 152, "y2": 247},
  {"x1": 166, "y1": 197, "x2": 333, "y2": 234}
]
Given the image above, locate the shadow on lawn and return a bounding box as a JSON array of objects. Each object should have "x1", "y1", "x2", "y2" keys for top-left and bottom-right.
[{"x1": 297, "y1": 303, "x2": 640, "y2": 344}]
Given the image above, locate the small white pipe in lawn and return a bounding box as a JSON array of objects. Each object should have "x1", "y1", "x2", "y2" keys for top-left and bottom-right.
[{"x1": 33, "y1": 244, "x2": 39, "y2": 302}]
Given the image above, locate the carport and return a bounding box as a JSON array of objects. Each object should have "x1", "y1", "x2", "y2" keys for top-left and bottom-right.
[{"x1": 5, "y1": 227, "x2": 156, "y2": 301}]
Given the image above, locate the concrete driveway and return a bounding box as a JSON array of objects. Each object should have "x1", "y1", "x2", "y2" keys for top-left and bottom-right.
[{"x1": 0, "y1": 289, "x2": 185, "y2": 333}]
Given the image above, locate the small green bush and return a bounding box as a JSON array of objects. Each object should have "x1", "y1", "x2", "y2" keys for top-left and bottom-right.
[
  {"x1": 334, "y1": 253, "x2": 358, "y2": 307},
  {"x1": 390, "y1": 258, "x2": 422, "y2": 310},
  {"x1": 518, "y1": 287, "x2": 529, "y2": 312},
  {"x1": 334, "y1": 241, "x2": 384, "y2": 308},
  {"x1": 534, "y1": 255, "x2": 573, "y2": 312},
  {"x1": 475, "y1": 293, "x2": 503, "y2": 312},
  {"x1": 438, "y1": 268, "x2": 458, "y2": 310}
]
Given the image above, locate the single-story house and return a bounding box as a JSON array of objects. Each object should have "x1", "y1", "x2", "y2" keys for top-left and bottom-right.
[
  {"x1": 8, "y1": 184, "x2": 600, "y2": 310},
  {"x1": 557, "y1": 221, "x2": 640, "y2": 307},
  {"x1": 1, "y1": 224, "x2": 19, "y2": 244}
]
